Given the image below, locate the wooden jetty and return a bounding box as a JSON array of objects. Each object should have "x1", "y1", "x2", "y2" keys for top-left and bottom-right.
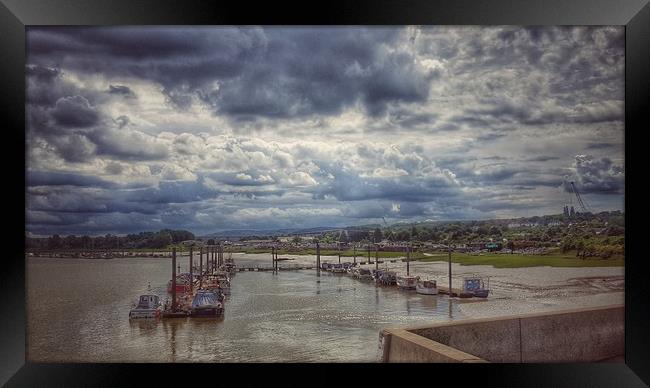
[
  {"x1": 237, "y1": 264, "x2": 314, "y2": 272},
  {"x1": 436, "y1": 285, "x2": 474, "y2": 298}
]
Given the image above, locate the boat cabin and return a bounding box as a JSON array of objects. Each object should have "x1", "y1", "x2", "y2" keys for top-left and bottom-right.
[{"x1": 137, "y1": 295, "x2": 159, "y2": 308}]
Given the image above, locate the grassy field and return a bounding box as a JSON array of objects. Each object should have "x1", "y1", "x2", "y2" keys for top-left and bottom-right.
[{"x1": 419, "y1": 252, "x2": 624, "y2": 268}]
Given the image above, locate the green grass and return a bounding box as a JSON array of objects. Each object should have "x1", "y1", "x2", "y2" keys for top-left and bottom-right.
[{"x1": 419, "y1": 252, "x2": 624, "y2": 268}]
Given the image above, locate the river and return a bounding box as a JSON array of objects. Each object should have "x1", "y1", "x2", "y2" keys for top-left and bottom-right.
[{"x1": 27, "y1": 253, "x2": 465, "y2": 362}]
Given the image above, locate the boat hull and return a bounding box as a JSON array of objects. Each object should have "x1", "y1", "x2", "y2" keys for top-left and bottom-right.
[
  {"x1": 472, "y1": 289, "x2": 490, "y2": 298},
  {"x1": 190, "y1": 307, "x2": 224, "y2": 317},
  {"x1": 396, "y1": 277, "x2": 418, "y2": 289},
  {"x1": 416, "y1": 287, "x2": 438, "y2": 295},
  {"x1": 129, "y1": 308, "x2": 161, "y2": 319}
]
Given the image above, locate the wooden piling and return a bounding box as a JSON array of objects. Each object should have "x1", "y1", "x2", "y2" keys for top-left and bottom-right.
[
  {"x1": 353, "y1": 245, "x2": 356, "y2": 265},
  {"x1": 448, "y1": 246, "x2": 452, "y2": 298},
  {"x1": 338, "y1": 242, "x2": 341, "y2": 264},
  {"x1": 406, "y1": 244, "x2": 410, "y2": 276},
  {"x1": 189, "y1": 246, "x2": 193, "y2": 294},
  {"x1": 189, "y1": 246, "x2": 194, "y2": 293},
  {"x1": 316, "y1": 242, "x2": 321, "y2": 277},
  {"x1": 375, "y1": 244, "x2": 379, "y2": 270},
  {"x1": 199, "y1": 245, "x2": 203, "y2": 289},
  {"x1": 172, "y1": 247, "x2": 177, "y2": 311}
]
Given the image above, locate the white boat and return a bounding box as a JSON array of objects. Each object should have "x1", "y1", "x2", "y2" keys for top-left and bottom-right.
[
  {"x1": 416, "y1": 279, "x2": 438, "y2": 295},
  {"x1": 396, "y1": 275, "x2": 419, "y2": 290},
  {"x1": 129, "y1": 294, "x2": 162, "y2": 319}
]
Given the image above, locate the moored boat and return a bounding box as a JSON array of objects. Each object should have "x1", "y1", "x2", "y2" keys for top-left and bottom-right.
[
  {"x1": 416, "y1": 279, "x2": 438, "y2": 295},
  {"x1": 396, "y1": 275, "x2": 419, "y2": 290},
  {"x1": 129, "y1": 294, "x2": 162, "y2": 319},
  {"x1": 190, "y1": 289, "x2": 224, "y2": 317},
  {"x1": 357, "y1": 268, "x2": 373, "y2": 281},
  {"x1": 167, "y1": 272, "x2": 196, "y2": 294},
  {"x1": 462, "y1": 276, "x2": 490, "y2": 298}
]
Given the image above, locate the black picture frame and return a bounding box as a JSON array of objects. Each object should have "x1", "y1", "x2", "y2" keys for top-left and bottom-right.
[{"x1": 2, "y1": 0, "x2": 648, "y2": 386}]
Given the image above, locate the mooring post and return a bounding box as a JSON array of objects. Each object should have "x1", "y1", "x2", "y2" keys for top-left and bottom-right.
[
  {"x1": 271, "y1": 246, "x2": 275, "y2": 273},
  {"x1": 316, "y1": 242, "x2": 321, "y2": 277},
  {"x1": 407, "y1": 244, "x2": 410, "y2": 276},
  {"x1": 190, "y1": 246, "x2": 194, "y2": 295},
  {"x1": 199, "y1": 245, "x2": 203, "y2": 289},
  {"x1": 189, "y1": 246, "x2": 194, "y2": 293},
  {"x1": 338, "y1": 242, "x2": 341, "y2": 264},
  {"x1": 353, "y1": 245, "x2": 356, "y2": 265},
  {"x1": 171, "y1": 247, "x2": 177, "y2": 312},
  {"x1": 367, "y1": 246, "x2": 371, "y2": 264},
  {"x1": 375, "y1": 244, "x2": 379, "y2": 271},
  {"x1": 448, "y1": 245, "x2": 452, "y2": 297}
]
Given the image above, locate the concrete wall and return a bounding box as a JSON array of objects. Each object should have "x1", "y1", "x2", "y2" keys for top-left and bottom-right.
[{"x1": 381, "y1": 304, "x2": 623, "y2": 363}]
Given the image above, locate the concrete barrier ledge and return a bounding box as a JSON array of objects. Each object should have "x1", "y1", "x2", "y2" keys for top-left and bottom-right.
[
  {"x1": 381, "y1": 329, "x2": 487, "y2": 363},
  {"x1": 394, "y1": 304, "x2": 624, "y2": 333},
  {"x1": 380, "y1": 304, "x2": 624, "y2": 363}
]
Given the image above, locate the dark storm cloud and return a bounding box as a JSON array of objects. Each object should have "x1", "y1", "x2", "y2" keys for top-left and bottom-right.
[
  {"x1": 27, "y1": 170, "x2": 117, "y2": 188},
  {"x1": 586, "y1": 142, "x2": 615, "y2": 150},
  {"x1": 24, "y1": 26, "x2": 625, "y2": 235},
  {"x1": 25, "y1": 64, "x2": 61, "y2": 83},
  {"x1": 525, "y1": 156, "x2": 560, "y2": 162},
  {"x1": 108, "y1": 85, "x2": 136, "y2": 98},
  {"x1": 49, "y1": 95, "x2": 100, "y2": 128},
  {"x1": 27, "y1": 27, "x2": 434, "y2": 120},
  {"x1": 563, "y1": 155, "x2": 624, "y2": 194}
]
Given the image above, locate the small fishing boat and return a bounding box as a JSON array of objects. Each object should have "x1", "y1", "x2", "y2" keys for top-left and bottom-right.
[
  {"x1": 462, "y1": 276, "x2": 490, "y2": 298},
  {"x1": 129, "y1": 294, "x2": 162, "y2": 319},
  {"x1": 396, "y1": 275, "x2": 419, "y2": 290},
  {"x1": 331, "y1": 264, "x2": 347, "y2": 274},
  {"x1": 166, "y1": 273, "x2": 195, "y2": 294},
  {"x1": 416, "y1": 279, "x2": 438, "y2": 295},
  {"x1": 357, "y1": 268, "x2": 373, "y2": 281},
  {"x1": 374, "y1": 270, "x2": 397, "y2": 286},
  {"x1": 190, "y1": 289, "x2": 224, "y2": 317}
]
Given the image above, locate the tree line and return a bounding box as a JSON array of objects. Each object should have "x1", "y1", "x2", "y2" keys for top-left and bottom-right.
[{"x1": 27, "y1": 229, "x2": 195, "y2": 250}]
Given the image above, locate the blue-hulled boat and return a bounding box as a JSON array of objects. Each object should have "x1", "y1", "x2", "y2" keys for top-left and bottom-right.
[{"x1": 190, "y1": 289, "x2": 224, "y2": 317}]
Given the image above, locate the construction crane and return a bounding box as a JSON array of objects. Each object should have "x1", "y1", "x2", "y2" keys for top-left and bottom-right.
[{"x1": 569, "y1": 181, "x2": 590, "y2": 213}]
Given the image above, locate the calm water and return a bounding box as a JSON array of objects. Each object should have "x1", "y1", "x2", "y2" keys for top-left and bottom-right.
[{"x1": 27, "y1": 254, "x2": 464, "y2": 362}]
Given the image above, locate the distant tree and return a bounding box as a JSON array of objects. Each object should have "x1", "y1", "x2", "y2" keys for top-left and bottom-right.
[
  {"x1": 207, "y1": 239, "x2": 215, "y2": 245},
  {"x1": 507, "y1": 241, "x2": 515, "y2": 254},
  {"x1": 292, "y1": 236, "x2": 302, "y2": 244}
]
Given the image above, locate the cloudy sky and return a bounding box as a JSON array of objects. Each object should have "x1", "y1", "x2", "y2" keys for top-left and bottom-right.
[{"x1": 25, "y1": 26, "x2": 625, "y2": 236}]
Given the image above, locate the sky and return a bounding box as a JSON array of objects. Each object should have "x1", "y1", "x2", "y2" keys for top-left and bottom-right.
[{"x1": 25, "y1": 26, "x2": 625, "y2": 236}]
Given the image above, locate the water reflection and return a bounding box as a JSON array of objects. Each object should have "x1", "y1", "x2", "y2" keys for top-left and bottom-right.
[{"x1": 28, "y1": 255, "x2": 464, "y2": 362}]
